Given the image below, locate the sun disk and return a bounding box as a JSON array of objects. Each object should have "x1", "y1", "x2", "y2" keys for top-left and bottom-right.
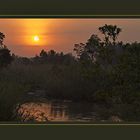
[{"x1": 33, "y1": 35, "x2": 39, "y2": 42}]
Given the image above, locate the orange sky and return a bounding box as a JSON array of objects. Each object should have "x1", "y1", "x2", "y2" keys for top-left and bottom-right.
[{"x1": 0, "y1": 19, "x2": 140, "y2": 57}]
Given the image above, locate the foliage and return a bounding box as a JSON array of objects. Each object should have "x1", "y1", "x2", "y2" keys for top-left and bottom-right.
[
  {"x1": 99, "y1": 24, "x2": 122, "y2": 45},
  {"x1": 0, "y1": 32, "x2": 13, "y2": 67},
  {"x1": 0, "y1": 25, "x2": 140, "y2": 121}
]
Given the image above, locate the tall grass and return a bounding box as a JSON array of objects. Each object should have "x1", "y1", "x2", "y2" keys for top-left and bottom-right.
[
  {"x1": 0, "y1": 61, "x2": 140, "y2": 121},
  {"x1": 0, "y1": 63, "x2": 89, "y2": 120}
]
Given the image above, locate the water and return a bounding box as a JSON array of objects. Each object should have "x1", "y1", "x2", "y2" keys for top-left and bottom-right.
[{"x1": 18, "y1": 99, "x2": 100, "y2": 122}]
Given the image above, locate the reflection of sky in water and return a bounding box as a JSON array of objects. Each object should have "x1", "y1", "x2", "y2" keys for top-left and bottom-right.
[{"x1": 18, "y1": 100, "x2": 97, "y2": 122}]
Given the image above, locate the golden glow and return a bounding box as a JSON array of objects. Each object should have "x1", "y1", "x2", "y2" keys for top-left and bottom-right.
[
  {"x1": 33, "y1": 35, "x2": 39, "y2": 42},
  {"x1": 21, "y1": 19, "x2": 53, "y2": 46}
]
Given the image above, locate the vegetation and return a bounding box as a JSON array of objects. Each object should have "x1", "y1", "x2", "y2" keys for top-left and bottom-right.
[{"x1": 0, "y1": 24, "x2": 140, "y2": 121}]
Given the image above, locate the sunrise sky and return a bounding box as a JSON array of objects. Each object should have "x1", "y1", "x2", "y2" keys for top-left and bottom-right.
[{"x1": 0, "y1": 19, "x2": 140, "y2": 57}]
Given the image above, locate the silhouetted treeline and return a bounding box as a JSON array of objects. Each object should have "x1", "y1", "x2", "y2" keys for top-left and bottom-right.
[
  {"x1": 33, "y1": 49, "x2": 76, "y2": 65},
  {"x1": 73, "y1": 25, "x2": 140, "y2": 106},
  {"x1": 12, "y1": 49, "x2": 76, "y2": 65},
  {"x1": 0, "y1": 24, "x2": 140, "y2": 121}
]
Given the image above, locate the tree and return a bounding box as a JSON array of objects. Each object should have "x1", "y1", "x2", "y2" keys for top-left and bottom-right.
[
  {"x1": 48, "y1": 50, "x2": 56, "y2": 57},
  {"x1": 74, "y1": 34, "x2": 101, "y2": 63},
  {"x1": 0, "y1": 32, "x2": 5, "y2": 47},
  {"x1": 74, "y1": 43, "x2": 85, "y2": 58},
  {"x1": 74, "y1": 25, "x2": 122, "y2": 65},
  {"x1": 0, "y1": 48, "x2": 13, "y2": 67},
  {"x1": 85, "y1": 34, "x2": 101, "y2": 62},
  {"x1": 99, "y1": 24, "x2": 122, "y2": 45},
  {"x1": 40, "y1": 49, "x2": 47, "y2": 58},
  {"x1": 0, "y1": 32, "x2": 13, "y2": 67}
]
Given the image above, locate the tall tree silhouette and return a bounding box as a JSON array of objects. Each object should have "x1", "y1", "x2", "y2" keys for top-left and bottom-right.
[
  {"x1": 99, "y1": 24, "x2": 122, "y2": 45},
  {"x1": 74, "y1": 43, "x2": 85, "y2": 58},
  {"x1": 0, "y1": 32, "x2": 13, "y2": 67},
  {"x1": 0, "y1": 32, "x2": 5, "y2": 48},
  {"x1": 85, "y1": 34, "x2": 101, "y2": 62}
]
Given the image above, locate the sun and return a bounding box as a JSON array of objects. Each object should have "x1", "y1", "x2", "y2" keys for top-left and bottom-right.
[{"x1": 33, "y1": 35, "x2": 40, "y2": 42}]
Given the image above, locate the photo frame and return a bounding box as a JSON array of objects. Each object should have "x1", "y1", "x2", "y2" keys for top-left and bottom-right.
[{"x1": 0, "y1": 0, "x2": 140, "y2": 139}]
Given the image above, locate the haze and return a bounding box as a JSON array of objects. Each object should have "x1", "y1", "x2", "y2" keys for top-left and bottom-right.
[{"x1": 0, "y1": 18, "x2": 140, "y2": 57}]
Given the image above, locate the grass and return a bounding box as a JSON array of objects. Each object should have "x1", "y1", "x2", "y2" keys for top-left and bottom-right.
[
  {"x1": 0, "y1": 62, "x2": 87, "y2": 121},
  {"x1": 0, "y1": 62, "x2": 139, "y2": 122}
]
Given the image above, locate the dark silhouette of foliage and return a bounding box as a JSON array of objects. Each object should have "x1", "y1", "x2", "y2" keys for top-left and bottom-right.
[
  {"x1": 99, "y1": 24, "x2": 122, "y2": 45},
  {"x1": 0, "y1": 32, "x2": 5, "y2": 46},
  {"x1": 31, "y1": 49, "x2": 76, "y2": 65},
  {"x1": 0, "y1": 32, "x2": 13, "y2": 67},
  {"x1": 1, "y1": 25, "x2": 140, "y2": 122},
  {"x1": 74, "y1": 43, "x2": 85, "y2": 58},
  {"x1": 74, "y1": 34, "x2": 101, "y2": 63},
  {"x1": 0, "y1": 48, "x2": 13, "y2": 67},
  {"x1": 73, "y1": 24, "x2": 140, "y2": 111},
  {"x1": 40, "y1": 49, "x2": 47, "y2": 58}
]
